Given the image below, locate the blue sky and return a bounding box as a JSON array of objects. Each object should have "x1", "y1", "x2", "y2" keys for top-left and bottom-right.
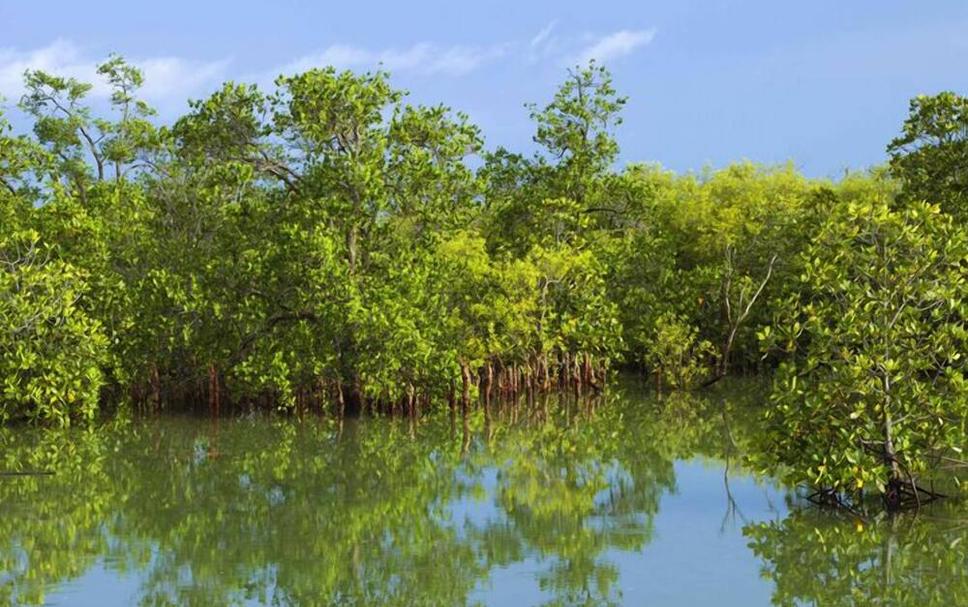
[{"x1": 1, "y1": 0, "x2": 966, "y2": 177}]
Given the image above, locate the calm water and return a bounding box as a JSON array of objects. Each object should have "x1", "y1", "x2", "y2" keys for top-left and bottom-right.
[{"x1": 0, "y1": 380, "x2": 965, "y2": 606}]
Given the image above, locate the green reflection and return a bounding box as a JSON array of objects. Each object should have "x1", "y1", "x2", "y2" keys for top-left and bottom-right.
[
  {"x1": 745, "y1": 504, "x2": 968, "y2": 607},
  {"x1": 0, "y1": 381, "x2": 964, "y2": 606}
]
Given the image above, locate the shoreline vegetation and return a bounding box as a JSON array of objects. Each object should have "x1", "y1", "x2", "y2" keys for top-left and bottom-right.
[{"x1": 1, "y1": 57, "x2": 966, "y2": 509}]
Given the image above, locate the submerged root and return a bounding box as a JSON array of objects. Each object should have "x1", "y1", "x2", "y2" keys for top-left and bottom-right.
[
  {"x1": 884, "y1": 478, "x2": 946, "y2": 511},
  {"x1": 805, "y1": 488, "x2": 845, "y2": 508},
  {"x1": 805, "y1": 480, "x2": 947, "y2": 516}
]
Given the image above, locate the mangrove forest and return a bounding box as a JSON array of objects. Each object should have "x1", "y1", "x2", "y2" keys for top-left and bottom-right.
[{"x1": 1, "y1": 54, "x2": 966, "y2": 606}]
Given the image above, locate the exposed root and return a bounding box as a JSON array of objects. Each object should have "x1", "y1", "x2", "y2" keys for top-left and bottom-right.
[{"x1": 885, "y1": 478, "x2": 946, "y2": 511}]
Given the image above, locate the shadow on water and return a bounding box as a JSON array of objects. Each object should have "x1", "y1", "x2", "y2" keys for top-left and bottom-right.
[{"x1": 0, "y1": 377, "x2": 964, "y2": 606}]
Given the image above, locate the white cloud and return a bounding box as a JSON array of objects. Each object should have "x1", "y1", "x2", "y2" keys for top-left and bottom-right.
[
  {"x1": 0, "y1": 39, "x2": 229, "y2": 107},
  {"x1": 575, "y1": 29, "x2": 656, "y2": 65},
  {"x1": 0, "y1": 26, "x2": 659, "y2": 111},
  {"x1": 277, "y1": 26, "x2": 656, "y2": 79},
  {"x1": 0, "y1": 39, "x2": 91, "y2": 100},
  {"x1": 526, "y1": 20, "x2": 563, "y2": 64},
  {"x1": 530, "y1": 20, "x2": 558, "y2": 49},
  {"x1": 137, "y1": 56, "x2": 231, "y2": 102},
  {"x1": 279, "y1": 42, "x2": 509, "y2": 77}
]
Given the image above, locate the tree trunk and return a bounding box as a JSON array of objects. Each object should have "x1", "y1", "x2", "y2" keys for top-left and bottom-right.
[
  {"x1": 336, "y1": 381, "x2": 346, "y2": 418},
  {"x1": 406, "y1": 383, "x2": 415, "y2": 418},
  {"x1": 542, "y1": 354, "x2": 551, "y2": 391},
  {"x1": 151, "y1": 364, "x2": 161, "y2": 412},
  {"x1": 485, "y1": 362, "x2": 493, "y2": 408},
  {"x1": 883, "y1": 410, "x2": 903, "y2": 511},
  {"x1": 562, "y1": 352, "x2": 570, "y2": 388},
  {"x1": 448, "y1": 381, "x2": 456, "y2": 438},
  {"x1": 460, "y1": 363, "x2": 472, "y2": 420},
  {"x1": 342, "y1": 375, "x2": 363, "y2": 417},
  {"x1": 208, "y1": 364, "x2": 220, "y2": 418}
]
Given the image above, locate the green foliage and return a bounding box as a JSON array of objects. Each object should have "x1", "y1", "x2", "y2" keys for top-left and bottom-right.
[
  {"x1": 0, "y1": 231, "x2": 107, "y2": 425},
  {"x1": 0, "y1": 110, "x2": 108, "y2": 425},
  {"x1": 528, "y1": 61, "x2": 625, "y2": 204},
  {"x1": 607, "y1": 162, "x2": 816, "y2": 383},
  {"x1": 644, "y1": 312, "x2": 715, "y2": 390},
  {"x1": 888, "y1": 91, "x2": 968, "y2": 218},
  {"x1": 19, "y1": 54, "x2": 160, "y2": 186},
  {"x1": 759, "y1": 197, "x2": 968, "y2": 494}
]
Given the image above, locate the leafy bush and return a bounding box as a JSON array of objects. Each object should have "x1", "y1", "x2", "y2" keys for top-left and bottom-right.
[{"x1": 0, "y1": 232, "x2": 107, "y2": 426}]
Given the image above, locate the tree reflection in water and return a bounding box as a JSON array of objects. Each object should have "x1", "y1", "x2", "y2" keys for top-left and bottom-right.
[
  {"x1": 0, "y1": 380, "x2": 964, "y2": 606},
  {"x1": 745, "y1": 504, "x2": 968, "y2": 607}
]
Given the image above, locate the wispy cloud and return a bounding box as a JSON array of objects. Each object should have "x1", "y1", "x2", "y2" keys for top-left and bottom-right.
[
  {"x1": 527, "y1": 20, "x2": 562, "y2": 63},
  {"x1": 278, "y1": 25, "x2": 657, "y2": 80},
  {"x1": 0, "y1": 25, "x2": 659, "y2": 111},
  {"x1": 279, "y1": 42, "x2": 510, "y2": 77},
  {"x1": 0, "y1": 39, "x2": 229, "y2": 107},
  {"x1": 137, "y1": 56, "x2": 230, "y2": 102},
  {"x1": 530, "y1": 21, "x2": 558, "y2": 50},
  {"x1": 574, "y1": 29, "x2": 656, "y2": 65}
]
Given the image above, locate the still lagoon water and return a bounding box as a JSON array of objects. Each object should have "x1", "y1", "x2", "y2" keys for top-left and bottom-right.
[{"x1": 1, "y1": 380, "x2": 965, "y2": 606}]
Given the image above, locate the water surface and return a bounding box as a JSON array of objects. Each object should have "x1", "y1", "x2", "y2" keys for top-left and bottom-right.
[{"x1": 1, "y1": 381, "x2": 965, "y2": 606}]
